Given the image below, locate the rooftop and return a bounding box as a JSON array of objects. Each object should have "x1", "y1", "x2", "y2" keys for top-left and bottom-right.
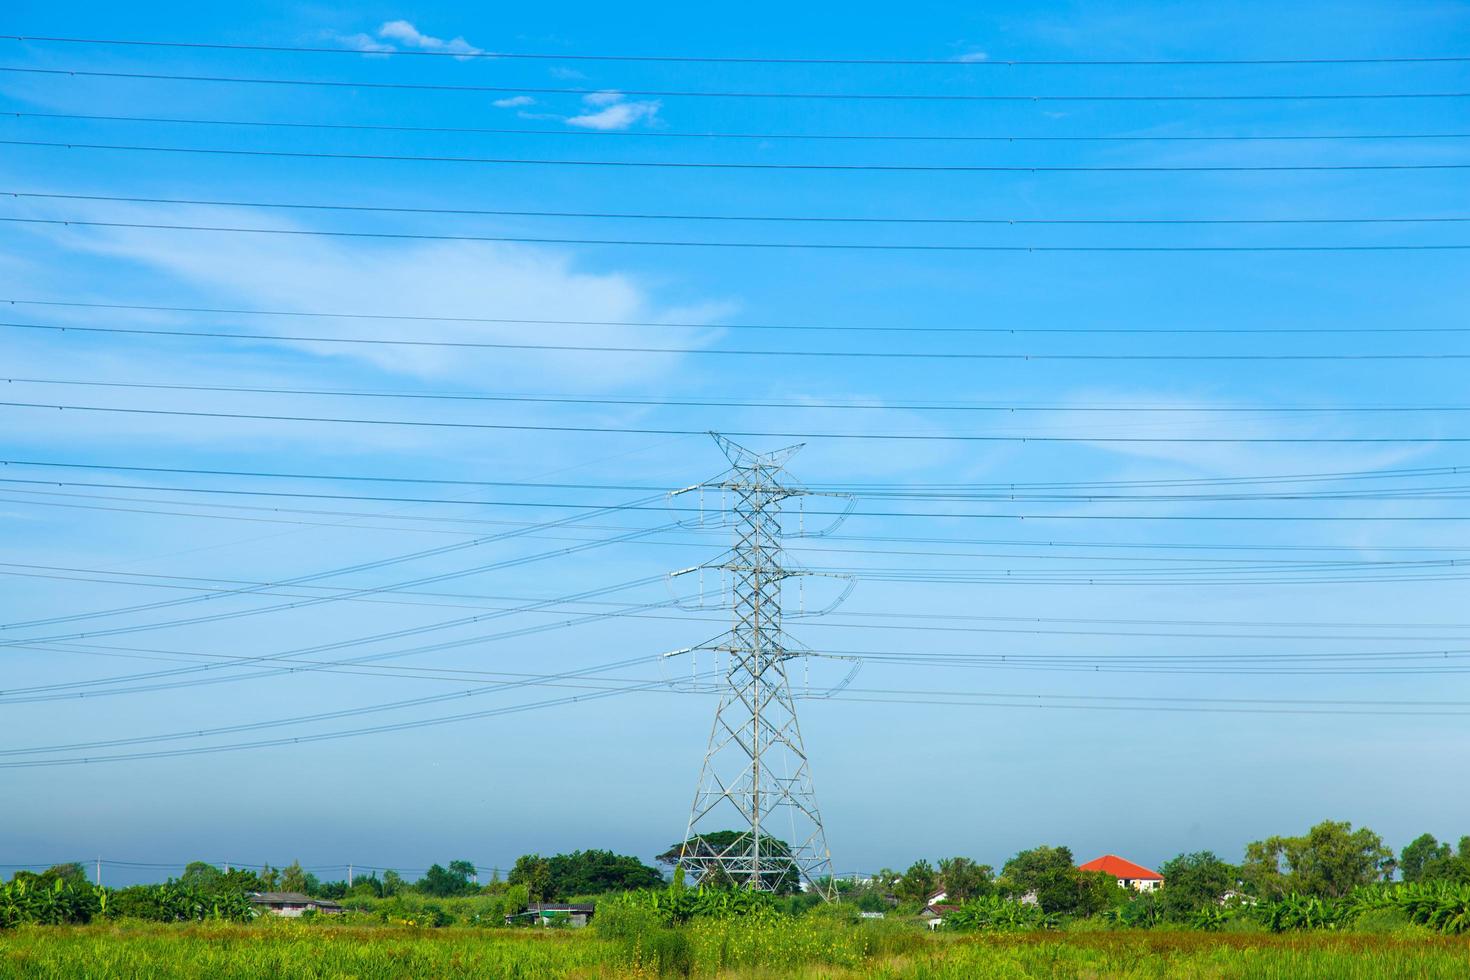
[{"x1": 1077, "y1": 855, "x2": 1163, "y2": 881}]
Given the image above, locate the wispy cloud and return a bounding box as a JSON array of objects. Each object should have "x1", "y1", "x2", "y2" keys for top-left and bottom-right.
[
  {"x1": 565, "y1": 92, "x2": 660, "y2": 131},
  {"x1": 15, "y1": 200, "x2": 729, "y2": 387},
  {"x1": 333, "y1": 20, "x2": 485, "y2": 59},
  {"x1": 492, "y1": 95, "x2": 536, "y2": 108},
  {"x1": 377, "y1": 20, "x2": 484, "y2": 57},
  {"x1": 955, "y1": 49, "x2": 989, "y2": 62}
]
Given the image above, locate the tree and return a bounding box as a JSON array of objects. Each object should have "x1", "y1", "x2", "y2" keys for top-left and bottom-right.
[
  {"x1": 417, "y1": 862, "x2": 478, "y2": 898},
  {"x1": 1400, "y1": 834, "x2": 1470, "y2": 884},
  {"x1": 179, "y1": 862, "x2": 224, "y2": 892},
  {"x1": 1158, "y1": 852, "x2": 1237, "y2": 920},
  {"x1": 937, "y1": 857, "x2": 994, "y2": 902},
  {"x1": 657, "y1": 831, "x2": 801, "y2": 894},
  {"x1": 1242, "y1": 820, "x2": 1395, "y2": 899},
  {"x1": 279, "y1": 860, "x2": 309, "y2": 894},
  {"x1": 1401, "y1": 834, "x2": 1452, "y2": 883},
  {"x1": 896, "y1": 860, "x2": 939, "y2": 904},
  {"x1": 258, "y1": 865, "x2": 280, "y2": 891},
  {"x1": 1002, "y1": 845, "x2": 1083, "y2": 914},
  {"x1": 538, "y1": 850, "x2": 662, "y2": 898},
  {"x1": 507, "y1": 855, "x2": 553, "y2": 902},
  {"x1": 41, "y1": 863, "x2": 88, "y2": 886},
  {"x1": 381, "y1": 870, "x2": 405, "y2": 897}
]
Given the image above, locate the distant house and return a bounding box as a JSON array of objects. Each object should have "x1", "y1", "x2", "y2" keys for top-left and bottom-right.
[
  {"x1": 924, "y1": 887, "x2": 948, "y2": 906},
  {"x1": 249, "y1": 892, "x2": 344, "y2": 917},
  {"x1": 919, "y1": 902, "x2": 959, "y2": 930},
  {"x1": 1077, "y1": 855, "x2": 1164, "y2": 892},
  {"x1": 506, "y1": 902, "x2": 596, "y2": 927}
]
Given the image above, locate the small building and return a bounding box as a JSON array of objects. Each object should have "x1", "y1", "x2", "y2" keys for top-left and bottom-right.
[
  {"x1": 507, "y1": 902, "x2": 596, "y2": 927},
  {"x1": 1077, "y1": 855, "x2": 1163, "y2": 892},
  {"x1": 249, "y1": 892, "x2": 344, "y2": 917},
  {"x1": 919, "y1": 902, "x2": 959, "y2": 930}
]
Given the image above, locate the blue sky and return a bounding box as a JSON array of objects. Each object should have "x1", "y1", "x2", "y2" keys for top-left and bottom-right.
[{"x1": 2, "y1": 1, "x2": 1469, "y2": 885}]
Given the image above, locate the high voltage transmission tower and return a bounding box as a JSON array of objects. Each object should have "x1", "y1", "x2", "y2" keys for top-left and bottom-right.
[{"x1": 669, "y1": 434, "x2": 852, "y2": 898}]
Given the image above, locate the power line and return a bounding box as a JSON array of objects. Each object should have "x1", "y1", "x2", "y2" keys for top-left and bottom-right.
[
  {"x1": 8, "y1": 34, "x2": 1468, "y2": 66},
  {"x1": 13, "y1": 377, "x2": 1470, "y2": 418},
  {"x1": 0, "y1": 655, "x2": 672, "y2": 757},
  {"x1": 13, "y1": 189, "x2": 1469, "y2": 227},
  {"x1": 11, "y1": 111, "x2": 1470, "y2": 144},
  {"x1": 7, "y1": 140, "x2": 1469, "y2": 176},
  {"x1": 16, "y1": 565, "x2": 1470, "y2": 628},
  {"x1": 7, "y1": 400, "x2": 1470, "y2": 446},
  {"x1": 12, "y1": 296, "x2": 1470, "y2": 336},
  {"x1": 9, "y1": 474, "x2": 1470, "y2": 509},
  {"x1": 8, "y1": 456, "x2": 1470, "y2": 493},
  {"x1": 11, "y1": 325, "x2": 1470, "y2": 363},
  {"x1": 0, "y1": 582, "x2": 680, "y2": 703},
  {"x1": 8, "y1": 214, "x2": 1469, "y2": 254},
  {"x1": 7, "y1": 65, "x2": 1470, "y2": 101},
  {"x1": 9, "y1": 484, "x2": 1467, "y2": 554}
]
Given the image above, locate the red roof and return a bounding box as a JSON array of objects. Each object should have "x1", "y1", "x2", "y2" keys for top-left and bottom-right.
[{"x1": 1078, "y1": 855, "x2": 1162, "y2": 880}]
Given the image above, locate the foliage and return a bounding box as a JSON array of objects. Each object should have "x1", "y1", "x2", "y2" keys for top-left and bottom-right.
[
  {"x1": 936, "y1": 857, "x2": 993, "y2": 902},
  {"x1": 0, "y1": 878, "x2": 104, "y2": 927},
  {"x1": 10, "y1": 923, "x2": 1470, "y2": 979},
  {"x1": 943, "y1": 895, "x2": 1060, "y2": 931},
  {"x1": 1158, "y1": 851, "x2": 1239, "y2": 921},
  {"x1": 895, "y1": 860, "x2": 939, "y2": 904},
  {"x1": 507, "y1": 850, "x2": 662, "y2": 902},
  {"x1": 998, "y1": 845, "x2": 1117, "y2": 916},
  {"x1": 599, "y1": 884, "x2": 777, "y2": 929},
  {"x1": 416, "y1": 862, "x2": 479, "y2": 898},
  {"x1": 657, "y1": 830, "x2": 801, "y2": 894},
  {"x1": 1, "y1": 878, "x2": 252, "y2": 928},
  {"x1": 1243, "y1": 820, "x2": 1395, "y2": 899},
  {"x1": 1400, "y1": 834, "x2": 1470, "y2": 884}
]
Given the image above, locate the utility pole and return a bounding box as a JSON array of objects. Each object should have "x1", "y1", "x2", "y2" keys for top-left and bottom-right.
[
  {"x1": 95, "y1": 857, "x2": 101, "y2": 887},
  {"x1": 348, "y1": 864, "x2": 353, "y2": 888},
  {"x1": 674, "y1": 435, "x2": 837, "y2": 898}
]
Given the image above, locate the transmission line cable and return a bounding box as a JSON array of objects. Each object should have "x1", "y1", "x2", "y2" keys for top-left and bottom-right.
[
  {"x1": 10, "y1": 111, "x2": 1470, "y2": 143},
  {"x1": 6, "y1": 65, "x2": 1470, "y2": 101},
  {"x1": 8, "y1": 35, "x2": 1468, "y2": 65},
  {"x1": 7, "y1": 400, "x2": 1470, "y2": 445},
  {"x1": 13, "y1": 296, "x2": 1470, "y2": 336},
  {"x1": 9, "y1": 190, "x2": 1470, "y2": 227},
  {"x1": 6, "y1": 140, "x2": 1469, "y2": 176},
  {"x1": 5, "y1": 214, "x2": 1467, "y2": 253},
  {"x1": 11, "y1": 328, "x2": 1470, "y2": 362}
]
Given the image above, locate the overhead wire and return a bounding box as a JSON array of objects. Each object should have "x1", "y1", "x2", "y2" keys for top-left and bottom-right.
[
  {"x1": 5, "y1": 141, "x2": 1469, "y2": 178},
  {"x1": 6, "y1": 214, "x2": 1469, "y2": 252},
  {"x1": 12, "y1": 296, "x2": 1470, "y2": 336},
  {"x1": 6, "y1": 65, "x2": 1470, "y2": 102},
  {"x1": 9, "y1": 111, "x2": 1470, "y2": 144},
  {"x1": 8, "y1": 35, "x2": 1469, "y2": 65},
  {"x1": 8, "y1": 400, "x2": 1470, "y2": 448},
  {"x1": 8, "y1": 190, "x2": 1470, "y2": 228}
]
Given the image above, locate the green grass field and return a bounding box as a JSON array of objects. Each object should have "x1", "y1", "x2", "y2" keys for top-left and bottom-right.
[{"x1": 2, "y1": 921, "x2": 1469, "y2": 979}]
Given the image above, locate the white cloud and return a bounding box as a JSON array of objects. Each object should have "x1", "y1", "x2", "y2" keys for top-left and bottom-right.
[
  {"x1": 550, "y1": 66, "x2": 587, "y2": 80},
  {"x1": 19, "y1": 200, "x2": 730, "y2": 388},
  {"x1": 582, "y1": 90, "x2": 625, "y2": 107},
  {"x1": 377, "y1": 19, "x2": 484, "y2": 57},
  {"x1": 566, "y1": 100, "x2": 660, "y2": 131},
  {"x1": 492, "y1": 95, "x2": 536, "y2": 108},
  {"x1": 956, "y1": 50, "x2": 989, "y2": 62}
]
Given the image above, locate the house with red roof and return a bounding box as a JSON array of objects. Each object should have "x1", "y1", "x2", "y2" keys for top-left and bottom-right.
[{"x1": 1077, "y1": 855, "x2": 1164, "y2": 892}]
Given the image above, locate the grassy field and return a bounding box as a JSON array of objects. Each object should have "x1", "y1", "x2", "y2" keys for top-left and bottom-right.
[{"x1": 2, "y1": 921, "x2": 1470, "y2": 979}]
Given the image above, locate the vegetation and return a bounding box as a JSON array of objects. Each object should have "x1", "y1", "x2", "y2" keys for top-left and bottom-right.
[
  {"x1": 7, "y1": 818, "x2": 1470, "y2": 977},
  {"x1": 3, "y1": 921, "x2": 1470, "y2": 979}
]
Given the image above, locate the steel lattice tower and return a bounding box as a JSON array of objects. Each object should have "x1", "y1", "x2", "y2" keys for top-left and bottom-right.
[{"x1": 675, "y1": 435, "x2": 835, "y2": 897}]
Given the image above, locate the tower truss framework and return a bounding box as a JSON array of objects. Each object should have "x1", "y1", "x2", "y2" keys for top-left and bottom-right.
[{"x1": 674, "y1": 435, "x2": 836, "y2": 897}]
